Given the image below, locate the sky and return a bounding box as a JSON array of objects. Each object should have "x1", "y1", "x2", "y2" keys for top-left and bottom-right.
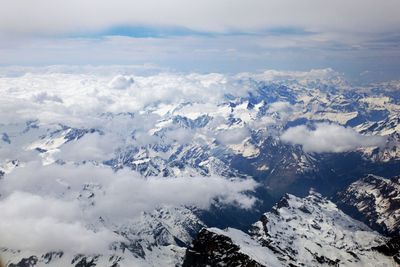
[{"x1": 1, "y1": 0, "x2": 400, "y2": 82}]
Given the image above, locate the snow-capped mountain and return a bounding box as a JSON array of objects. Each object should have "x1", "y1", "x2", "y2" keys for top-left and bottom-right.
[
  {"x1": 184, "y1": 193, "x2": 399, "y2": 266},
  {"x1": 357, "y1": 115, "x2": 400, "y2": 162},
  {"x1": 0, "y1": 68, "x2": 399, "y2": 266},
  {"x1": 337, "y1": 174, "x2": 400, "y2": 236}
]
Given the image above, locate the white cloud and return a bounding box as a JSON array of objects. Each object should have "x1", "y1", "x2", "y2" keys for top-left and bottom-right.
[
  {"x1": 0, "y1": 191, "x2": 120, "y2": 254},
  {"x1": 0, "y1": 71, "x2": 249, "y2": 126},
  {"x1": 108, "y1": 75, "x2": 134, "y2": 90},
  {"x1": 216, "y1": 127, "x2": 250, "y2": 145},
  {"x1": 281, "y1": 123, "x2": 386, "y2": 153},
  {"x1": 93, "y1": 174, "x2": 258, "y2": 218},
  {"x1": 268, "y1": 101, "x2": 298, "y2": 120},
  {"x1": 268, "y1": 102, "x2": 293, "y2": 113},
  {"x1": 163, "y1": 127, "x2": 195, "y2": 144},
  {"x1": 57, "y1": 132, "x2": 117, "y2": 162},
  {"x1": 0, "y1": 163, "x2": 257, "y2": 253}
]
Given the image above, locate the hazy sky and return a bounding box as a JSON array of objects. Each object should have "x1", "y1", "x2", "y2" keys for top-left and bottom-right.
[{"x1": 1, "y1": 0, "x2": 399, "y2": 82}]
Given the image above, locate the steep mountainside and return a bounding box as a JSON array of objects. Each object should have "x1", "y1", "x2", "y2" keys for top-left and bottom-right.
[
  {"x1": 184, "y1": 193, "x2": 399, "y2": 267},
  {"x1": 337, "y1": 174, "x2": 400, "y2": 236}
]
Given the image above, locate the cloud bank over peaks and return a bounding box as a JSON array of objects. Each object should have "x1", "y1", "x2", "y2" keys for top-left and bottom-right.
[
  {"x1": 0, "y1": 71, "x2": 251, "y2": 126},
  {"x1": 281, "y1": 123, "x2": 387, "y2": 153},
  {"x1": 0, "y1": 162, "x2": 258, "y2": 253},
  {"x1": 0, "y1": 191, "x2": 120, "y2": 254},
  {"x1": 0, "y1": 67, "x2": 394, "y2": 257}
]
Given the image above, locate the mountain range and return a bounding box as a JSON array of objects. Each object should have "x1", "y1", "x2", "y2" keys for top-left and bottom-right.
[{"x1": 0, "y1": 68, "x2": 399, "y2": 266}]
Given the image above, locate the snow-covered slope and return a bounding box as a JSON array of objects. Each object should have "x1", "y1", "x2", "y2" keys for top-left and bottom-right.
[
  {"x1": 357, "y1": 115, "x2": 400, "y2": 162},
  {"x1": 184, "y1": 193, "x2": 398, "y2": 267},
  {"x1": 337, "y1": 174, "x2": 400, "y2": 236}
]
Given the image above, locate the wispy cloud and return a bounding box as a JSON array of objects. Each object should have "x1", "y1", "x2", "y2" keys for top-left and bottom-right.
[
  {"x1": 0, "y1": 0, "x2": 399, "y2": 79},
  {"x1": 1, "y1": 0, "x2": 399, "y2": 36}
]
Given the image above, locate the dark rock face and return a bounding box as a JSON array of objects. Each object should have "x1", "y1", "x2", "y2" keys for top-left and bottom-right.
[
  {"x1": 182, "y1": 229, "x2": 264, "y2": 267},
  {"x1": 172, "y1": 115, "x2": 211, "y2": 129},
  {"x1": 2, "y1": 133, "x2": 11, "y2": 144},
  {"x1": 373, "y1": 237, "x2": 400, "y2": 264},
  {"x1": 71, "y1": 255, "x2": 99, "y2": 267},
  {"x1": 8, "y1": 256, "x2": 38, "y2": 267},
  {"x1": 41, "y1": 251, "x2": 64, "y2": 264}
]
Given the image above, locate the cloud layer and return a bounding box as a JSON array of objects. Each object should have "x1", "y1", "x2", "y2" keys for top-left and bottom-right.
[
  {"x1": 1, "y1": 1, "x2": 399, "y2": 80},
  {"x1": 1, "y1": 0, "x2": 399, "y2": 35},
  {"x1": 0, "y1": 71, "x2": 250, "y2": 126},
  {"x1": 0, "y1": 163, "x2": 257, "y2": 253},
  {"x1": 281, "y1": 123, "x2": 386, "y2": 153},
  {"x1": 0, "y1": 191, "x2": 119, "y2": 254}
]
